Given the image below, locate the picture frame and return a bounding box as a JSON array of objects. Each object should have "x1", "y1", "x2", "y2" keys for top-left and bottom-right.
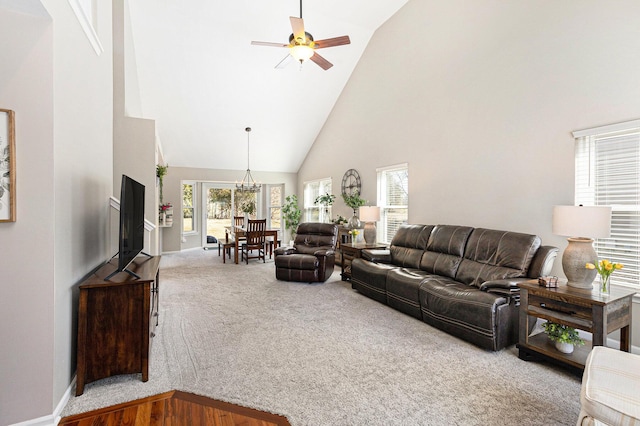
[{"x1": 0, "y1": 109, "x2": 16, "y2": 222}]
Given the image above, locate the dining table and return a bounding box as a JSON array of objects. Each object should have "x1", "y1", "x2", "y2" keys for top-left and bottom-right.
[{"x1": 226, "y1": 225, "x2": 280, "y2": 264}]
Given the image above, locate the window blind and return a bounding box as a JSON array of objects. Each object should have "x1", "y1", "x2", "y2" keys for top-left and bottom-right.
[
  {"x1": 303, "y1": 178, "x2": 331, "y2": 223},
  {"x1": 575, "y1": 126, "x2": 640, "y2": 289},
  {"x1": 377, "y1": 164, "x2": 408, "y2": 243}
]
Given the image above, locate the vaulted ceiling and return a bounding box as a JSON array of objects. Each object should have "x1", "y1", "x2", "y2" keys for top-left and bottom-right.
[{"x1": 127, "y1": 0, "x2": 408, "y2": 173}]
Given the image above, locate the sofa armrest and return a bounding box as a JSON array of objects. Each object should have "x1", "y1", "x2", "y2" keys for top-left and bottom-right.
[
  {"x1": 362, "y1": 249, "x2": 392, "y2": 264},
  {"x1": 528, "y1": 245, "x2": 559, "y2": 278},
  {"x1": 313, "y1": 248, "x2": 335, "y2": 257},
  {"x1": 479, "y1": 278, "x2": 531, "y2": 305},
  {"x1": 274, "y1": 246, "x2": 296, "y2": 256},
  {"x1": 478, "y1": 278, "x2": 529, "y2": 292}
]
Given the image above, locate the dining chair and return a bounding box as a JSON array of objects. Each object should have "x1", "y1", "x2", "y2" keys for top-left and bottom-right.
[
  {"x1": 218, "y1": 228, "x2": 235, "y2": 264},
  {"x1": 241, "y1": 219, "x2": 267, "y2": 263},
  {"x1": 233, "y1": 215, "x2": 246, "y2": 243}
]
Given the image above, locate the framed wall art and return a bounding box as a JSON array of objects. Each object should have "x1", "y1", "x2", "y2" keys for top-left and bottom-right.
[{"x1": 0, "y1": 109, "x2": 15, "y2": 222}]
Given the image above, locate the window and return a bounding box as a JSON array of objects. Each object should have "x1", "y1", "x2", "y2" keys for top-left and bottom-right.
[
  {"x1": 268, "y1": 185, "x2": 283, "y2": 232},
  {"x1": 574, "y1": 120, "x2": 640, "y2": 289},
  {"x1": 377, "y1": 164, "x2": 408, "y2": 244},
  {"x1": 182, "y1": 182, "x2": 196, "y2": 233},
  {"x1": 304, "y1": 178, "x2": 332, "y2": 222}
]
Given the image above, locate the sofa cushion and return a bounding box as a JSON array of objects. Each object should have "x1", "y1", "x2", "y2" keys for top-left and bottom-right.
[
  {"x1": 419, "y1": 275, "x2": 509, "y2": 349},
  {"x1": 420, "y1": 225, "x2": 473, "y2": 279},
  {"x1": 386, "y1": 268, "x2": 433, "y2": 319},
  {"x1": 455, "y1": 228, "x2": 541, "y2": 287},
  {"x1": 351, "y1": 258, "x2": 396, "y2": 304},
  {"x1": 389, "y1": 225, "x2": 433, "y2": 269}
]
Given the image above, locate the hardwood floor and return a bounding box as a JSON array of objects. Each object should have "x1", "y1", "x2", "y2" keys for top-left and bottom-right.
[{"x1": 59, "y1": 390, "x2": 291, "y2": 426}]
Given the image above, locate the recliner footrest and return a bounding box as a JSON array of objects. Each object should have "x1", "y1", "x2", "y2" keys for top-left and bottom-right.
[{"x1": 274, "y1": 253, "x2": 318, "y2": 270}]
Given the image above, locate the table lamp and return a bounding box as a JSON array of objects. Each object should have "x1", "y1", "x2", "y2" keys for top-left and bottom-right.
[
  {"x1": 359, "y1": 206, "x2": 381, "y2": 245},
  {"x1": 552, "y1": 205, "x2": 611, "y2": 289}
]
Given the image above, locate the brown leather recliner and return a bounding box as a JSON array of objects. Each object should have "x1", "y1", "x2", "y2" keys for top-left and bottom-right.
[{"x1": 274, "y1": 222, "x2": 338, "y2": 282}]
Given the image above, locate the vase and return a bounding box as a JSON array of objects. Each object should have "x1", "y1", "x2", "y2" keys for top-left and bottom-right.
[
  {"x1": 324, "y1": 207, "x2": 331, "y2": 223},
  {"x1": 555, "y1": 341, "x2": 574, "y2": 354},
  {"x1": 348, "y1": 209, "x2": 360, "y2": 229},
  {"x1": 599, "y1": 275, "x2": 610, "y2": 295}
]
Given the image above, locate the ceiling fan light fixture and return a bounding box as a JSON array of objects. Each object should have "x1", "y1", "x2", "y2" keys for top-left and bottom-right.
[{"x1": 290, "y1": 44, "x2": 314, "y2": 62}]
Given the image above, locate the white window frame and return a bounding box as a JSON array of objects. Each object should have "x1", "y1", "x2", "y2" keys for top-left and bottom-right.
[
  {"x1": 303, "y1": 178, "x2": 332, "y2": 223},
  {"x1": 573, "y1": 119, "x2": 640, "y2": 291},
  {"x1": 182, "y1": 181, "x2": 197, "y2": 236},
  {"x1": 267, "y1": 184, "x2": 284, "y2": 235},
  {"x1": 377, "y1": 163, "x2": 409, "y2": 244}
]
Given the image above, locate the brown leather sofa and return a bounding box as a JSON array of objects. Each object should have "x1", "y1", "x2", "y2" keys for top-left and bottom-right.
[
  {"x1": 274, "y1": 222, "x2": 338, "y2": 283},
  {"x1": 351, "y1": 224, "x2": 558, "y2": 351}
]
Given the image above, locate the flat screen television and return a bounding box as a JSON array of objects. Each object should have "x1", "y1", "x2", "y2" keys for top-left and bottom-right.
[{"x1": 106, "y1": 174, "x2": 148, "y2": 280}]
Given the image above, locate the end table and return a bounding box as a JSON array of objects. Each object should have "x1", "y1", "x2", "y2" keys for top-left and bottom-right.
[
  {"x1": 517, "y1": 279, "x2": 635, "y2": 375},
  {"x1": 340, "y1": 242, "x2": 387, "y2": 281}
]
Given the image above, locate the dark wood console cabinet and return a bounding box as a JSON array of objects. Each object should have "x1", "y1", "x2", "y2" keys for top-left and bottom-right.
[{"x1": 75, "y1": 255, "x2": 161, "y2": 396}]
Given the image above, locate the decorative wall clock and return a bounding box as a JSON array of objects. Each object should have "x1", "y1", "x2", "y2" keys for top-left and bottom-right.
[{"x1": 341, "y1": 168, "x2": 361, "y2": 196}]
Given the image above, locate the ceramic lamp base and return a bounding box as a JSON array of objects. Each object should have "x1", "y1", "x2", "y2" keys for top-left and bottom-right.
[
  {"x1": 563, "y1": 237, "x2": 598, "y2": 289},
  {"x1": 363, "y1": 222, "x2": 377, "y2": 245}
]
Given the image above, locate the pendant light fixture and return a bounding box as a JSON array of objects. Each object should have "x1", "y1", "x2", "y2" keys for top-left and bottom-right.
[{"x1": 235, "y1": 127, "x2": 261, "y2": 193}]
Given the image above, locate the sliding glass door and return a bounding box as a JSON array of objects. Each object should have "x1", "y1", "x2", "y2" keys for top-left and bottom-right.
[{"x1": 200, "y1": 183, "x2": 283, "y2": 247}]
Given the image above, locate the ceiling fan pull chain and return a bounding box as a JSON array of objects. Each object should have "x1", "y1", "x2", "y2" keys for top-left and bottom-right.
[{"x1": 299, "y1": 0, "x2": 303, "y2": 19}]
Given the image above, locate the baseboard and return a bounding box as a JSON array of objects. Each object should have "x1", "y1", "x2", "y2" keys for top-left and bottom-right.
[{"x1": 9, "y1": 377, "x2": 75, "y2": 426}]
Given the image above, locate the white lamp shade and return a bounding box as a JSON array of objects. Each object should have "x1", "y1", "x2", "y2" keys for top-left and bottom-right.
[
  {"x1": 359, "y1": 206, "x2": 380, "y2": 222},
  {"x1": 552, "y1": 205, "x2": 611, "y2": 238}
]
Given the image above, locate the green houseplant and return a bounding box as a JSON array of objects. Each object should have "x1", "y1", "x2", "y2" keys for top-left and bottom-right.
[
  {"x1": 156, "y1": 164, "x2": 169, "y2": 203},
  {"x1": 241, "y1": 199, "x2": 256, "y2": 216},
  {"x1": 541, "y1": 321, "x2": 585, "y2": 354},
  {"x1": 282, "y1": 194, "x2": 302, "y2": 241},
  {"x1": 342, "y1": 191, "x2": 366, "y2": 228},
  {"x1": 314, "y1": 193, "x2": 336, "y2": 223}
]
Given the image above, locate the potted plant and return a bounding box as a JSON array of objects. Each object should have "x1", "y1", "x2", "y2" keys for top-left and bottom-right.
[
  {"x1": 314, "y1": 192, "x2": 336, "y2": 223},
  {"x1": 156, "y1": 164, "x2": 169, "y2": 204},
  {"x1": 342, "y1": 191, "x2": 366, "y2": 228},
  {"x1": 282, "y1": 194, "x2": 302, "y2": 242},
  {"x1": 333, "y1": 215, "x2": 348, "y2": 226},
  {"x1": 241, "y1": 199, "x2": 256, "y2": 218},
  {"x1": 541, "y1": 321, "x2": 585, "y2": 354}
]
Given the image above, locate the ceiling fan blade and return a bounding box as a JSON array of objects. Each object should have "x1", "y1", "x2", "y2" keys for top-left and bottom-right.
[
  {"x1": 314, "y1": 35, "x2": 351, "y2": 49},
  {"x1": 290, "y1": 16, "x2": 306, "y2": 43},
  {"x1": 310, "y1": 52, "x2": 333, "y2": 70},
  {"x1": 275, "y1": 54, "x2": 293, "y2": 69},
  {"x1": 251, "y1": 41, "x2": 288, "y2": 48}
]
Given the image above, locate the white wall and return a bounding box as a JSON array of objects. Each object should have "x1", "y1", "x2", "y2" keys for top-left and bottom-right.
[
  {"x1": 47, "y1": 0, "x2": 114, "y2": 409},
  {"x1": 0, "y1": 7, "x2": 55, "y2": 424},
  {"x1": 161, "y1": 166, "x2": 297, "y2": 252},
  {"x1": 113, "y1": 0, "x2": 159, "y2": 256},
  {"x1": 0, "y1": 0, "x2": 114, "y2": 423},
  {"x1": 299, "y1": 0, "x2": 640, "y2": 346}
]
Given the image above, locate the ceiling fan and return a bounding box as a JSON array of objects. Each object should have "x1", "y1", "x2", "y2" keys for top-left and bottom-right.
[{"x1": 251, "y1": 0, "x2": 351, "y2": 70}]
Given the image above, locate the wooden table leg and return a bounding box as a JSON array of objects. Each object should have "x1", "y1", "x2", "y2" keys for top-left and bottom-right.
[
  {"x1": 620, "y1": 325, "x2": 631, "y2": 352},
  {"x1": 234, "y1": 238, "x2": 239, "y2": 264}
]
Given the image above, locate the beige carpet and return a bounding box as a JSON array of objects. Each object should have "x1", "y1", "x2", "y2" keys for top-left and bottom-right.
[{"x1": 62, "y1": 248, "x2": 582, "y2": 425}]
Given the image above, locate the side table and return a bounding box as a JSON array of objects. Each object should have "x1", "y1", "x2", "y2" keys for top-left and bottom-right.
[
  {"x1": 340, "y1": 242, "x2": 387, "y2": 281},
  {"x1": 517, "y1": 279, "x2": 635, "y2": 374}
]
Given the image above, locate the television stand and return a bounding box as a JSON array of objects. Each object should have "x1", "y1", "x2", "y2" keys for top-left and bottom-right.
[{"x1": 75, "y1": 255, "x2": 161, "y2": 396}]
